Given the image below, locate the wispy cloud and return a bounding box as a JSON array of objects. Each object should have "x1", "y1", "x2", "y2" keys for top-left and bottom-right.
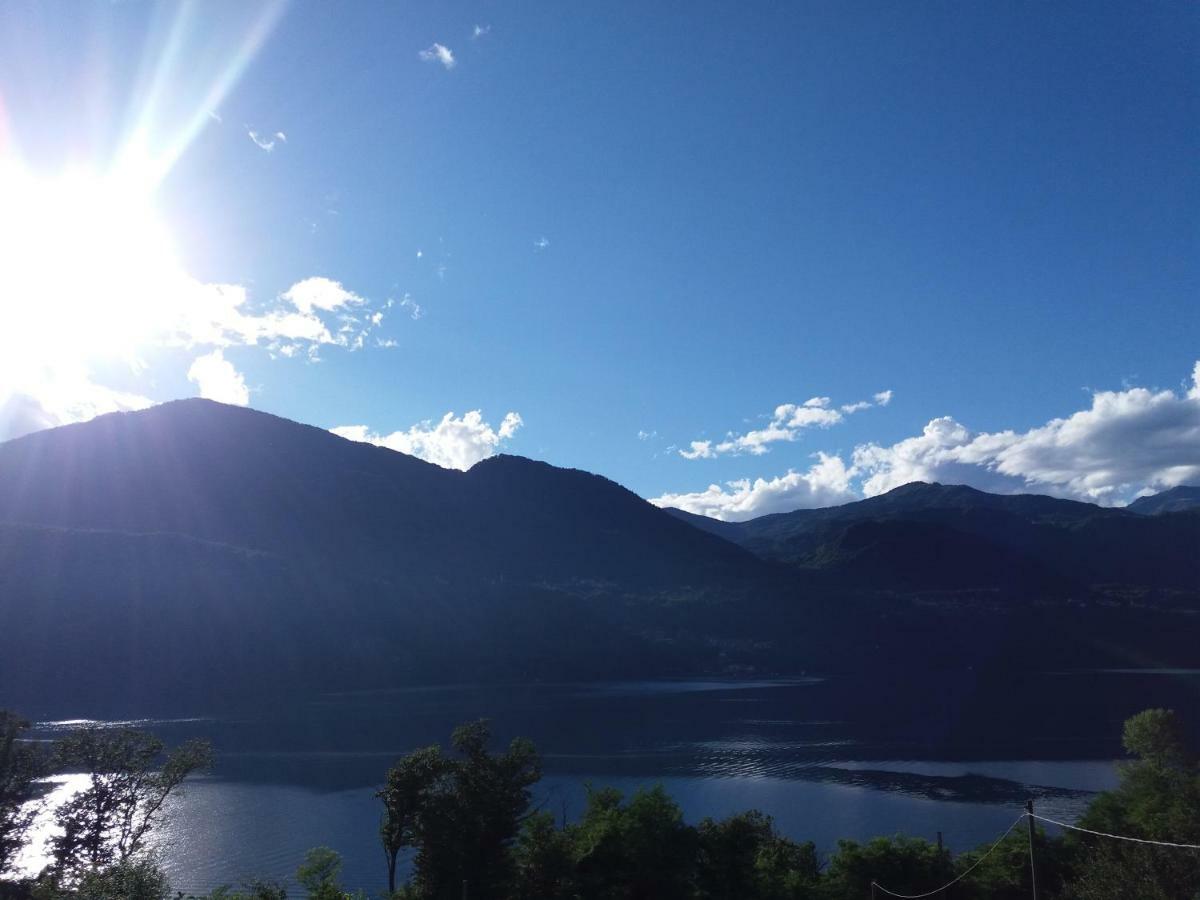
[
  {"x1": 679, "y1": 392, "x2": 891, "y2": 460},
  {"x1": 419, "y1": 43, "x2": 456, "y2": 69},
  {"x1": 472, "y1": 24, "x2": 491, "y2": 39},
  {"x1": 332, "y1": 410, "x2": 523, "y2": 471},
  {"x1": 399, "y1": 295, "x2": 423, "y2": 320},
  {"x1": 534, "y1": 236, "x2": 550, "y2": 251},
  {"x1": 247, "y1": 129, "x2": 278, "y2": 151}
]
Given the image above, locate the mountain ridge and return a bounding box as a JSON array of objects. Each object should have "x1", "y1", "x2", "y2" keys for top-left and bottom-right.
[
  {"x1": 1, "y1": 400, "x2": 1197, "y2": 714},
  {"x1": 1127, "y1": 485, "x2": 1200, "y2": 515},
  {"x1": 665, "y1": 478, "x2": 1198, "y2": 594}
]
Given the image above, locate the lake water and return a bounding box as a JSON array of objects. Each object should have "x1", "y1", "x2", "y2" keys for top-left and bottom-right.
[{"x1": 18, "y1": 670, "x2": 1200, "y2": 895}]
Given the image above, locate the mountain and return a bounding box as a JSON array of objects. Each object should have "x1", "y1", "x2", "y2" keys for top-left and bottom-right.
[
  {"x1": 0, "y1": 400, "x2": 772, "y2": 712},
  {"x1": 666, "y1": 481, "x2": 1200, "y2": 594},
  {"x1": 1128, "y1": 486, "x2": 1200, "y2": 515},
  {"x1": 0, "y1": 400, "x2": 761, "y2": 587},
  {"x1": 2, "y1": 401, "x2": 1197, "y2": 716}
]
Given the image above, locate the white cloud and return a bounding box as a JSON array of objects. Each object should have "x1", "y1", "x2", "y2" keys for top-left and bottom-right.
[
  {"x1": 419, "y1": 43, "x2": 456, "y2": 69},
  {"x1": 0, "y1": 394, "x2": 59, "y2": 442},
  {"x1": 637, "y1": 430, "x2": 657, "y2": 441},
  {"x1": 187, "y1": 349, "x2": 250, "y2": 406},
  {"x1": 679, "y1": 398, "x2": 842, "y2": 459},
  {"x1": 156, "y1": 277, "x2": 388, "y2": 357},
  {"x1": 1, "y1": 274, "x2": 391, "y2": 440},
  {"x1": 281, "y1": 277, "x2": 364, "y2": 315},
  {"x1": 274, "y1": 131, "x2": 287, "y2": 143},
  {"x1": 654, "y1": 367, "x2": 1200, "y2": 519},
  {"x1": 534, "y1": 236, "x2": 550, "y2": 250},
  {"x1": 680, "y1": 391, "x2": 893, "y2": 460},
  {"x1": 651, "y1": 453, "x2": 858, "y2": 521},
  {"x1": 680, "y1": 440, "x2": 715, "y2": 460},
  {"x1": 248, "y1": 130, "x2": 277, "y2": 151},
  {"x1": 854, "y1": 363, "x2": 1200, "y2": 503},
  {"x1": 0, "y1": 380, "x2": 154, "y2": 443},
  {"x1": 472, "y1": 24, "x2": 491, "y2": 39},
  {"x1": 332, "y1": 409, "x2": 523, "y2": 471},
  {"x1": 498, "y1": 411, "x2": 523, "y2": 439}
]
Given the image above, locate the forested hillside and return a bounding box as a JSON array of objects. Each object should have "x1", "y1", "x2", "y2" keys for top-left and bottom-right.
[{"x1": 1, "y1": 402, "x2": 1197, "y2": 713}]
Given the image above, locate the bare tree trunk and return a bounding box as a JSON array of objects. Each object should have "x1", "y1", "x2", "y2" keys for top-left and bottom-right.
[{"x1": 386, "y1": 845, "x2": 398, "y2": 894}]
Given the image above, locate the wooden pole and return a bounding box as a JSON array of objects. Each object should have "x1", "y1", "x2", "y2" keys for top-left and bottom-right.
[
  {"x1": 1026, "y1": 800, "x2": 1039, "y2": 900},
  {"x1": 937, "y1": 831, "x2": 945, "y2": 898}
]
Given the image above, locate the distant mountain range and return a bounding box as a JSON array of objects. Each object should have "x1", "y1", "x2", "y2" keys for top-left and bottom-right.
[
  {"x1": 667, "y1": 480, "x2": 1199, "y2": 594},
  {"x1": 1127, "y1": 485, "x2": 1200, "y2": 515},
  {"x1": 0, "y1": 400, "x2": 1196, "y2": 714}
]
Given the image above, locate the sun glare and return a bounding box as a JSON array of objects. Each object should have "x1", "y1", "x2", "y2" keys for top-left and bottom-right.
[{"x1": 0, "y1": 164, "x2": 189, "y2": 384}]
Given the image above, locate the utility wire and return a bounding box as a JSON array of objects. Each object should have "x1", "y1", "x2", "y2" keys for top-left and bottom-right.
[
  {"x1": 871, "y1": 814, "x2": 1027, "y2": 899},
  {"x1": 1029, "y1": 813, "x2": 1200, "y2": 850}
]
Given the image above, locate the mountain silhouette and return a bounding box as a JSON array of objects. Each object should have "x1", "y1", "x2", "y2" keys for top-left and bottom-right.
[
  {"x1": 1, "y1": 400, "x2": 1197, "y2": 714},
  {"x1": 1127, "y1": 485, "x2": 1200, "y2": 515},
  {"x1": 667, "y1": 481, "x2": 1198, "y2": 593}
]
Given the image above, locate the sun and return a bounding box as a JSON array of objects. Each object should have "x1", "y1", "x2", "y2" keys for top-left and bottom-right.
[{"x1": 0, "y1": 162, "x2": 190, "y2": 385}]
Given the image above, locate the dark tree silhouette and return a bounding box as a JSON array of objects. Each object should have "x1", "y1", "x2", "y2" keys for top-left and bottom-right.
[{"x1": 49, "y1": 726, "x2": 211, "y2": 882}]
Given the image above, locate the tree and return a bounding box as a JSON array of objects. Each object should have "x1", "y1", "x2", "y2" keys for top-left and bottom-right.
[
  {"x1": 572, "y1": 784, "x2": 697, "y2": 900},
  {"x1": 48, "y1": 726, "x2": 211, "y2": 882},
  {"x1": 822, "y1": 835, "x2": 952, "y2": 899},
  {"x1": 67, "y1": 858, "x2": 172, "y2": 900},
  {"x1": 414, "y1": 720, "x2": 542, "y2": 899},
  {"x1": 0, "y1": 710, "x2": 44, "y2": 878},
  {"x1": 1062, "y1": 708, "x2": 1200, "y2": 899},
  {"x1": 179, "y1": 879, "x2": 289, "y2": 900},
  {"x1": 696, "y1": 810, "x2": 819, "y2": 900},
  {"x1": 953, "y1": 825, "x2": 1070, "y2": 900},
  {"x1": 752, "y1": 830, "x2": 820, "y2": 900},
  {"x1": 380, "y1": 720, "x2": 541, "y2": 899},
  {"x1": 512, "y1": 811, "x2": 576, "y2": 900},
  {"x1": 1122, "y1": 708, "x2": 1190, "y2": 770},
  {"x1": 296, "y1": 847, "x2": 345, "y2": 900},
  {"x1": 378, "y1": 746, "x2": 450, "y2": 894}
]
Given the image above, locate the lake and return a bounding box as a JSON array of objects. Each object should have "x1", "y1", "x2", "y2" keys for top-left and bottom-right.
[{"x1": 17, "y1": 669, "x2": 1200, "y2": 895}]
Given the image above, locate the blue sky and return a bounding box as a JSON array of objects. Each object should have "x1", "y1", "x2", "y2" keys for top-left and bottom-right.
[{"x1": 0, "y1": 1, "x2": 1196, "y2": 517}]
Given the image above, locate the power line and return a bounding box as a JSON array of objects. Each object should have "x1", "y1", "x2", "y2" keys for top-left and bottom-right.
[
  {"x1": 1030, "y1": 813, "x2": 1200, "y2": 851},
  {"x1": 871, "y1": 814, "x2": 1026, "y2": 899}
]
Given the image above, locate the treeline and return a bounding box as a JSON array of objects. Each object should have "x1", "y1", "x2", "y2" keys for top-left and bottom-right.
[{"x1": 2, "y1": 710, "x2": 1199, "y2": 899}]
